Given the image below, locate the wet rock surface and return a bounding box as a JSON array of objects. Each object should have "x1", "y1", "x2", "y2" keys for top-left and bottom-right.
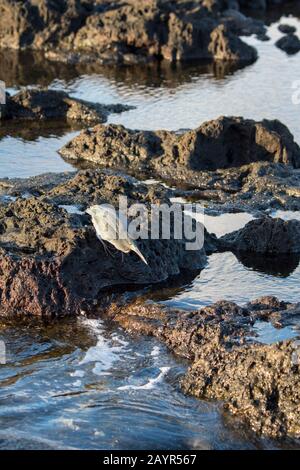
[
  {"x1": 1, "y1": 88, "x2": 131, "y2": 124},
  {"x1": 219, "y1": 216, "x2": 300, "y2": 253},
  {"x1": 103, "y1": 295, "x2": 300, "y2": 439},
  {"x1": 0, "y1": 169, "x2": 207, "y2": 317},
  {"x1": 0, "y1": 0, "x2": 258, "y2": 65}
]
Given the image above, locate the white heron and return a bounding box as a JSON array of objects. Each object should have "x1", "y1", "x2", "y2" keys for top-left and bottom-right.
[{"x1": 86, "y1": 204, "x2": 148, "y2": 265}]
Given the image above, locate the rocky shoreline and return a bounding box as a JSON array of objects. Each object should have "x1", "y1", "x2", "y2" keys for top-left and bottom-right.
[
  {"x1": 0, "y1": 165, "x2": 299, "y2": 317},
  {"x1": 0, "y1": 0, "x2": 298, "y2": 66},
  {"x1": 59, "y1": 116, "x2": 300, "y2": 212},
  {"x1": 0, "y1": 0, "x2": 299, "y2": 446},
  {"x1": 0, "y1": 169, "x2": 208, "y2": 317},
  {"x1": 0, "y1": 88, "x2": 132, "y2": 124},
  {"x1": 1, "y1": 86, "x2": 300, "y2": 442},
  {"x1": 1, "y1": 167, "x2": 300, "y2": 438},
  {"x1": 0, "y1": 0, "x2": 261, "y2": 65},
  {"x1": 102, "y1": 295, "x2": 300, "y2": 439}
]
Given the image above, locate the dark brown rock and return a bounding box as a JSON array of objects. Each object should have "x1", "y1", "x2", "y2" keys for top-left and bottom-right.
[
  {"x1": 212, "y1": 161, "x2": 300, "y2": 212},
  {"x1": 219, "y1": 216, "x2": 300, "y2": 253},
  {"x1": 183, "y1": 338, "x2": 300, "y2": 438},
  {"x1": 0, "y1": 0, "x2": 257, "y2": 64},
  {"x1": 0, "y1": 0, "x2": 88, "y2": 50},
  {"x1": 59, "y1": 117, "x2": 300, "y2": 175},
  {"x1": 239, "y1": 0, "x2": 295, "y2": 9},
  {"x1": 59, "y1": 117, "x2": 300, "y2": 213},
  {"x1": 0, "y1": 169, "x2": 207, "y2": 317},
  {"x1": 1, "y1": 88, "x2": 131, "y2": 124}
]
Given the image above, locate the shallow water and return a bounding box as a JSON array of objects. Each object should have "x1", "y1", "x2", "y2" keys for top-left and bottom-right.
[
  {"x1": 1, "y1": 13, "x2": 300, "y2": 178},
  {"x1": 0, "y1": 318, "x2": 275, "y2": 450},
  {"x1": 158, "y1": 251, "x2": 300, "y2": 309},
  {"x1": 0, "y1": 11, "x2": 300, "y2": 449}
]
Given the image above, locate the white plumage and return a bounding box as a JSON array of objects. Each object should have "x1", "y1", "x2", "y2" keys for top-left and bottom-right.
[{"x1": 86, "y1": 204, "x2": 148, "y2": 265}]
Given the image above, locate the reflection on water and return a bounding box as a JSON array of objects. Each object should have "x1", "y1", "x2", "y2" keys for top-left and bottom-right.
[
  {"x1": 0, "y1": 120, "x2": 82, "y2": 142},
  {"x1": 270, "y1": 210, "x2": 300, "y2": 221},
  {"x1": 0, "y1": 51, "x2": 251, "y2": 89},
  {"x1": 0, "y1": 132, "x2": 75, "y2": 179},
  {"x1": 252, "y1": 321, "x2": 299, "y2": 345},
  {"x1": 234, "y1": 252, "x2": 300, "y2": 278},
  {"x1": 156, "y1": 251, "x2": 300, "y2": 310},
  {"x1": 203, "y1": 212, "x2": 255, "y2": 237},
  {"x1": 0, "y1": 14, "x2": 299, "y2": 179},
  {"x1": 241, "y1": 2, "x2": 300, "y2": 24}
]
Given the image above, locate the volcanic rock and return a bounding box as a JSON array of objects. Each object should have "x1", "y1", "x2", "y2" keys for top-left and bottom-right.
[
  {"x1": 0, "y1": 0, "x2": 258, "y2": 64},
  {"x1": 0, "y1": 169, "x2": 207, "y2": 317},
  {"x1": 275, "y1": 33, "x2": 300, "y2": 55},
  {"x1": 278, "y1": 24, "x2": 297, "y2": 34},
  {"x1": 1, "y1": 88, "x2": 131, "y2": 124},
  {"x1": 219, "y1": 216, "x2": 300, "y2": 253},
  {"x1": 104, "y1": 295, "x2": 300, "y2": 439},
  {"x1": 59, "y1": 116, "x2": 300, "y2": 174}
]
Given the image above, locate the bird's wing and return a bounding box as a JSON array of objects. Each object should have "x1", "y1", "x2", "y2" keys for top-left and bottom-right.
[{"x1": 92, "y1": 211, "x2": 118, "y2": 242}]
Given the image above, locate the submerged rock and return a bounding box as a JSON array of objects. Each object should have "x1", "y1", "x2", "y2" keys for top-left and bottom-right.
[
  {"x1": 219, "y1": 216, "x2": 300, "y2": 253},
  {"x1": 1, "y1": 88, "x2": 131, "y2": 124},
  {"x1": 0, "y1": 170, "x2": 207, "y2": 317},
  {"x1": 0, "y1": 0, "x2": 257, "y2": 65},
  {"x1": 104, "y1": 296, "x2": 300, "y2": 439}
]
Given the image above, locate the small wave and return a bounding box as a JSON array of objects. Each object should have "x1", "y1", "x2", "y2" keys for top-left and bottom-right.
[
  {"x1": 53, "y1": 418, "x2": 80, "y2": 431},
  {"x1": 79, "y1": 319, "x2": 127, "y2": 375},
  {"x1": 118, "y1": 367, "x2": 170, "y2": 391},
  {"x1": 70, "y1": 370, "x2": 85, "y2": 378},
  {"x1": 150, "y1": 346, "x2": 161, "y2": 357},
  {"x1": 0, "y1": 428, "x2": 77, "y2": 450}
]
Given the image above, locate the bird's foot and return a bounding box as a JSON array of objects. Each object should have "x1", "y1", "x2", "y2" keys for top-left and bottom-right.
[{"x1": 101, "y1": 240, "x2": 114, "y2": 258}]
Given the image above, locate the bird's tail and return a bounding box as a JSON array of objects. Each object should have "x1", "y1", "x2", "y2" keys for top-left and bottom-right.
[{"x1": 132, "y1": 243, "x2": 148, "y2": 265}]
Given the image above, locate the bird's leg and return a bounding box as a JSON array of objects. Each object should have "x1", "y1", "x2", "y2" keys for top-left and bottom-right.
[
  {"x1": 105, "y1": 244, "x2": 115, "y2": 258},
  {"x1": 99, "y1": 238, "x2": 114, "y2": 258}
]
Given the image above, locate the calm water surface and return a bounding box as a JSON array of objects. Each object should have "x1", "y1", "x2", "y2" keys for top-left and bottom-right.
[{"x1": 0, "y1": 12, "x2": 299, "y2": 449}]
